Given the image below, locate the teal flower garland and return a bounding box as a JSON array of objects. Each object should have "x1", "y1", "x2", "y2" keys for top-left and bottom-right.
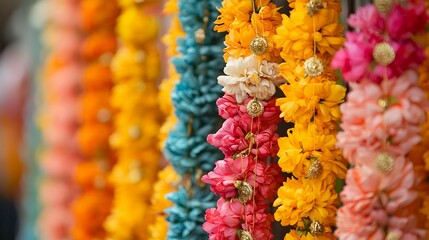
[{"x1": 163, "y1": 0, "x2": 225, "y2": 239}]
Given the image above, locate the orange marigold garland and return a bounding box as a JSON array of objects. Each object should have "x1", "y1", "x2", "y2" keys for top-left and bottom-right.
[
  {"x1": 103, "y1": 1, "x2": 163, "y2": 239},
  {"x1": 72, "y1": 0, "x2": 118, "y2": 239},
  {"x1": 272, "y1": 0, "x2": 347, "y2": 238}
]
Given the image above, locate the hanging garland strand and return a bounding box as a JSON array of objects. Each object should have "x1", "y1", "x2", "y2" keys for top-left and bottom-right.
[
  {"x1": 272, "y1": 0, "x2": 347, "y2": 238},
  {"x1": 72, "y1": 0, "x2": 118, "y2": 239},
  {"x1": 202, "y1": 0, "x2": 284, "y2": 239},
  {"x1": 37, "y1": 0, "x2": 83, "y2": 238},
  {"x1": 162, "y1": 0, "x2": 225, "y2": 238},
  {"x1": 148, "y1": 0, "x2": 183, "y2": 238},
  {"x1": 104, "y1": 0, "x2": 163, "y2": 239},
  {"x1": 333, "y1": 0, "x2": 428, "y2": 238}
]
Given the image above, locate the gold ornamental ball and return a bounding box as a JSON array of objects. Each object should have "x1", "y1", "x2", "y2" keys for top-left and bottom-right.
[
  {"x1": 194, "y1": 28, "x2": 206, "y2": 44},
  {"x1": 97, "y1": 108, "x2": 111, "y2": 123},
  {"x1": 246, "y1": 99, "x2": 264, "y2": 118},
  {"x1": 374, "y1": 0, "x2": 393, "y2": 13},
  {"x1": 304, "y1": 56, "x2": 324, "y2": 77},
  {"x1": 375, "y1": 152, "x2": 394, "y2": 173},
  {"x1": 128, "y1": 125, "x2": 141, "y2": 139},
  {"x1": 250, "y1": 36, "x2": 268, "y2": 55},
  {"x1": 307, "y1": 158, "x2": 323, "y2": 179},
  {"x1": 310, "y1": 220, "x2": 324, "y2": 236},
  {"x1": 235, "y1": 180, "x2": 253, "y2": 203},
  {"x1": 385, "y1": 232, "x2": 400, "y2": 240},
  {"x1": 378, "y1": 98, "x2": 388, "y2": 109},
  {"x1": 373, "y1": 42, "x2": 395, "y2": 65},
  {"x1": 239, "y1": 230, "x2": 254, "y2": 240},
  {"x1": 307, "y1": 0, "x2": 324, "y2": 16}
]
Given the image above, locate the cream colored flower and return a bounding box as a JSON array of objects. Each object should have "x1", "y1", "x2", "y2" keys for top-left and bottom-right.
[{"x1": 217, "y1": 55, "x2": 282, "y2": 103}]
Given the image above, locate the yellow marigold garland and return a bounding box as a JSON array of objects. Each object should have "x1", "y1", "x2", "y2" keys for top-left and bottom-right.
[
  {"x1": 273, "y1": 0, "x2": 347, "y2": 238},
  {"x1": 148, "y1": 0, "x2": 183, "y2": 238},
  {"x1": 104, "y1": 1, "x2": 162, "y2": 239}
]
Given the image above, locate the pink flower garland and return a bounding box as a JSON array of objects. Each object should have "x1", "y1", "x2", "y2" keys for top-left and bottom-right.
[
  {"x1": 333, "y1": 1, "x2": 429, "y2": 239},
  {"x1": 37, "y1": 0, "x2": 83, "y2": 238},
  {"x1": 202, "y1": 94, "x2": 283, "y2": 240}
]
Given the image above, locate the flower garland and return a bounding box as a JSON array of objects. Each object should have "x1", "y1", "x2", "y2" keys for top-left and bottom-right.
[
  {"x1": 201, "y1": 0, "x2": 284, "y2": 239},
  {"x1": 72, "y1": 0, "x2": 118, "y2": 239},
  {"x1": 104, "y1": 1, "x2": 163, "y2": 239},
  {"x1": 333, "y1": 1, "x2": 429, "y2": 239},
  {"x1": 148, "y1": 0, "x2": 183, "y2": 239},
  {"x1": 37, "y1": 0, "x2": 83, "y2": 239},
  {"x1": 272, "y1": 0, "x2": 347, "y2": 238},
  {"x1": 162, "y1": 0, "x2": 225, "y2": 238}
]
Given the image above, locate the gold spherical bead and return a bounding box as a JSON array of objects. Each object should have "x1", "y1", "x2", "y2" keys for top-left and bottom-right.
[
  {"x1": 239, "y1": 230, "x2": 254, "y2": 240},
  {"x1": 97, "y1": 108, "x2": 111, "y2": 123},
  {"x1": 376, "y1": 152, "x2": 394, "y2": 173},
  {"x1": 194, "y1": 28, "x2": 206, "y2": 44},
  {"x1": 246, "y1": 99, "x2": 264, "y2": 118},
  {"x1": 373, "y1": 42, "x2": 395, "y2": 65},
  {"x1": 310, "y1": 220, "x2": 324, "y2": 236},
  {"x1": 304, "y1": 56, "x2": 324, "y2": 77},
  {"x1": 250, "y1": 36, "x2": 268, "y2": 55},
  {"x1": 128, "y1": 125, "x2": 141, "y2": 139},
  {"x1": 374, "y1": 0, "x2": 393, "y2": 13},
  {"x1": 385, "y1": 232, "x2": 400, "y2": 240},
  {"x1": 307, "y1": 0, "x2": 324, "y2": 16},
  {"x1": 235, "y1": 180, "x2": 253, "y2": 203}
]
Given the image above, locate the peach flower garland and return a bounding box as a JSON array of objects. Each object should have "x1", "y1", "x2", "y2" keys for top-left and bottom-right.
[
  {"x1": 72, "y1": 0, "x2": 118, "y2": 239},
  {"x1": 333, "y1": 0, "x2": 429, "y2": 239},
  {"x1": 271, "y1": 0, "x2": 347, "y2": 238},
  {"x1": 202, "y1": 0, "x2": 284, "y2": 239},
  {"x1": 37, "y1": 0, "x2": 83, "y2": 239}
]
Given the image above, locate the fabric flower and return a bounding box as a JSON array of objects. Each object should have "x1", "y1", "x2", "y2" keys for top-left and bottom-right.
[{"x1": 217, "y1": 55, "x2": 281, "y2": 103}]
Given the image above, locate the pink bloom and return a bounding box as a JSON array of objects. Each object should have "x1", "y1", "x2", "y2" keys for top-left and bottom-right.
[
  {"x1": 387, "y1": 1, "x2": 428, "y2": 40},
  {"x1": 336, "y1": 155, "x2": 422, "y2": 239},
  {"x1": 207, "y1": 118, "x2": 279, "y2": 158},
  {"x1": 203, "y1": 199, "x2": 243, "y2": 240},
  {"x1": 38, "y1": 208, "x2": 72, "y2": 240},
  {"x1": 337, "y1": 71, "x2": 428, "y2": 164},
  {"x1": 348, "y1": 4, "x2": 384, "y2": 34},
  {"x1": 40, "y1": 180, "x2": 75, "y2": 207},
  {"x1": 216, "y1": 94, "x2": 280, "y2": 128},
  {"x1": 202, "y1": 156, "x2": 282, "y2": 201}
]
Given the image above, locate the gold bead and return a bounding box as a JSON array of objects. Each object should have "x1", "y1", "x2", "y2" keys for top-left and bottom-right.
[
  {"x1": 135, "y1": 51, "x2": 146, "y2": 62},
  {"x1": 246, "y1": 99, "x2": 264, "y2": 118},
  {"x1": 307, "y1": 158, "x2": 323, "y2": 179},
  {"x1": 250, "y1": 36, "x2": 268, "y2": 55},
  {"x1": 307, "y1": 0, "x2": 323, "y2": 16},
  {"x1": 239, "y1": 230, "x2": 254, "y2": 240},
  {"x1": 304, "y1": 57, "x2": 324, "y2": 77},
  {"x1": 376, "y1": 152, "x2": 394, "y2": 173},
  {"x1": 373, "y1": 42, "x2": 395, "y2": 65},
  {"x1": 374, "y1": 0, "x2": 392, "y2": 13},
  {"x1": 128, "y1": 125, "x2": 141, "y2": 139},
  {"x1": 194, "y1": 28, "x2": 205, "y2": 44},
  {"x1": 235, "y1": 181, "x2": 253, "y2": 203},
  {"x1": 99, "y1": 52, "x2": 113, "y2": 65},
  {"x1": 378, "y1": 98, "x2": 388, "y2": 109},
  {"x1": 128, "y1": 161, "x2": 143, "y2": 184},
  {"x1": 94, "y1": 175, "x2": 106, "y2": 189},
  {"x1": 97, "y1": 108, "x2": 111, "y2": 123},
  {"x1": 195, "y1": 169, "x2": 206, "y2": 188},
  {"x1": 385, "y1": 232, "x2": 400, "y2": 240},
  {"x1": 310, "y1": 220, "x2": 324, "y2": 236}
]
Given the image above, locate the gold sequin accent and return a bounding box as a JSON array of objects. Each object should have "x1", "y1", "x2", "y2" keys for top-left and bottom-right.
[
  {"x1": 239, "y1": 230, "x2": 253, "y2": 240},
  {"x1": 246, "y1": 99, "x2": 264, "y2": 118},
  {"x1": 373, "y1": 42, "x2": 395, "y2": 65},
  {"x1": 250, "y1": 36, "x2": 268, "y2": 55},
  {"x1": 304, "y1": 57, "x2": 324, "y2": 77},
  {"x1": 310, "y1": 220, "x2": 324, "y2": 236},
  {"x1": 307, "y1": 0, "x2": 324, "y2": 16},
  {"x1": 194, "y1": 28, "x2": 205, "y2": 44},
  {"x1": 235, "y1": 181, "x2": 253, "y2": 203},
  {"x1": 307, "y1": 158, "x2": 323, "y2": 179}
]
